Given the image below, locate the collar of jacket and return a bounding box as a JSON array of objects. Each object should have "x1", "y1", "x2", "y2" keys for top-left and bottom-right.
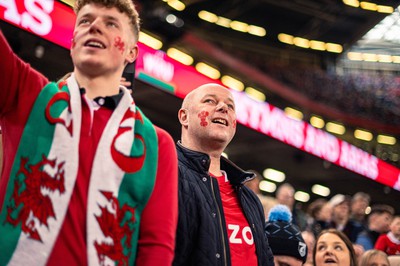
[{"x1": 176, "y1": 141, "x2": 255, "y2": 186}]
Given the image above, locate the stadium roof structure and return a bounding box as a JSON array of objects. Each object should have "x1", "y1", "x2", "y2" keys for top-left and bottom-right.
[
  {"x1": 349, "y1": 5, "x2": 400, "y2": 56},
  {"x1": 140, "y1": 0, "x2": 400, "y2": 61}
]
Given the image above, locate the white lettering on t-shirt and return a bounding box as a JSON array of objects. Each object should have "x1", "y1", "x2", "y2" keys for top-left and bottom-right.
[{"x1": 228, "y1": 224, "x2": 254, "y2": 245}]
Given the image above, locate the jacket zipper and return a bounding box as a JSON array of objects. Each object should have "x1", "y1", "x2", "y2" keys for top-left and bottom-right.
[
  {"x1": 238, "y1": 187, "x2": 261, "y2": 265},
  {"x1": 210, "y1": 177, "x2": 228, "y2": 266}
]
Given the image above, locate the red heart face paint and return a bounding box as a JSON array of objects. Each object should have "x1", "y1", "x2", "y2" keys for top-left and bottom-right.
[
  {"x1": 198, "y1": 111, "x2": 209, "y2": 127},
  {"x1": 114, "y1": 36, "x2": 125, "y2": 54}
]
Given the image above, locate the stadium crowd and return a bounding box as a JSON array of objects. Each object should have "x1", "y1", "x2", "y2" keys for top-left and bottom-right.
[
  {"x1": 262, "y1": 61, "x2": 400, "y2": 126},
  {"x1": 246, "y1": 177, "x2": 400, "y2": 265},
  {"x1": 228, "y1": 47, "x2": 400, "y2": 127}
]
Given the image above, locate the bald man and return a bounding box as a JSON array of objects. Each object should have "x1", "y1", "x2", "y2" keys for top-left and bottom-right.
[{"x1": 172, "y1": 84, "x2": 274, "y2": 266}]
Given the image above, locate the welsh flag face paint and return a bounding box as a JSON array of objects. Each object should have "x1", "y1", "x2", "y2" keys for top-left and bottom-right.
[
  {"x1": 114, "y1": 36, "x2": 126, "y2": 54},
  {"x1": 198, "y1": 111, "x2": 209, "y2": 127}
]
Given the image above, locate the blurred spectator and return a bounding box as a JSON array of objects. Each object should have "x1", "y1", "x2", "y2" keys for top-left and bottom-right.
[
  {"x1": 306, "y1": 198, "x2": 332, "y2": 238},
  {"x1": 356, "y1": 204, "x2": 395, "y2": 251},
  {"x1": 301, "y1": 230, "x2": 315, "y2": 266},
  {"x1": 329, "y1": 194, "x2": 364, "y2": 242},
  {"x1": 313, "y1": 229, "x2": 358, "y2": 266},
  {"x1": 244, "y1": 170, "x2": 263, "y2": 196},
  {"x1": 359, "y1": 249, "x2": 390, "y2": 266},
  {"x1": 375, "y1": 215, "x2": 400, "y2": 255},
  {"x1": 265, "y1": 205, "x2": 307, "y2": 266},
  {"x1": 245, "y1": 170, "x2": 278, "y2": 218},
  {"x1": 275, "y1": 183, "x2": 307, "y2": 230},
  {"x1": 350, "y1": 192, "x2": 371, "y2": 227}
]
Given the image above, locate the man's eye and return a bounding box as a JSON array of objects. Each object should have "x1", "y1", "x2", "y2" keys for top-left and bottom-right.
[
  {"x1": 228, "y1": 104, "x2": 235, "y2": 110},
  {"x1": 79, "y1": 19, "x2": 90, "y2": 25},
  {"x1": 205, "y1": 99, "x2": 215, "y2": 104},
  {"x1": 107, "y1": 21, "x2": 118, "y2": 28}
]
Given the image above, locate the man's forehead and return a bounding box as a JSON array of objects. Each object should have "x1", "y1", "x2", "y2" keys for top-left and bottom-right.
[
  {"x1": 196, "y1": 86, "x2": 233, "y2": 99},
  {"x1": 77, "y1": 3, "x2": 123, "y2": 18}
]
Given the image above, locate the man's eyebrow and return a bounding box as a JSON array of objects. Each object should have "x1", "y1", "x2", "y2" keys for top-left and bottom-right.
[
  {"x1": 103, "y1": 15, "x2": 120, "y2": 22},
  {"x1": 202, "y1": 94, "x2": 235, "y2": 104},
  {"x1": 77, "y1": 12, "x2": 92, "y2": 19},
  {"x1": 77, "y1": 13, "x2": 121, "y2": 23}
]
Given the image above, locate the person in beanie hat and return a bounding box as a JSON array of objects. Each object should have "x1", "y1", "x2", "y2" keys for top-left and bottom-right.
[{"x1": 265, "y1": 204, "x2": 308, "y2": 265}]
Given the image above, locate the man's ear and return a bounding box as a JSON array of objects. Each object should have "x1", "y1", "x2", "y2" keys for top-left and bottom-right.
[
  {"x1": 178, "y1": 108, "x2": 189, "y2": 127},
  {"x1": 126, "y1": 45, "x2": 138, "y2": 63}
]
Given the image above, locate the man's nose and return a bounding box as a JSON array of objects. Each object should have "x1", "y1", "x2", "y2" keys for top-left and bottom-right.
[
  {"x1": 216, "y1": 102, "x2": 228, "y2": 113},
  {"x1": 89, "y1": 18, "x2": 103, "y2": 34}
]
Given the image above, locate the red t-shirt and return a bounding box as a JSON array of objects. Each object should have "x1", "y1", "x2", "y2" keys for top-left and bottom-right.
[
  {"x1": 375, "y1": 232, "x2": 400, "y2": 256},
  {"x1": 213, "y1": 172, "x2": 258, "y2": 266}
]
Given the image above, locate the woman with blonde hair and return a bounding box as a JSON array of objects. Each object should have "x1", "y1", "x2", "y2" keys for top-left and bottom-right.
[{"x1": 359, "y1": 249, "x2": 389, "y2": 266}]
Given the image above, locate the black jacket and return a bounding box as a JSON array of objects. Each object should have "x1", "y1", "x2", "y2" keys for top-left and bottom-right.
[{"x1": 173, "y1": 142, "x2": 274, "y2": 266}]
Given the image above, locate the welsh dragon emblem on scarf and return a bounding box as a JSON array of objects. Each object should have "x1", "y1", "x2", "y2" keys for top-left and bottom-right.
[{"x1": 0, "y1": 74, "x2": 158, "y2": 266}]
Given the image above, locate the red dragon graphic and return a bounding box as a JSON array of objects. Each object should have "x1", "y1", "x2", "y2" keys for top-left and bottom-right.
[
  {"x1": 94, "y1": 191, "x2": 136, "y2": 266},
  {"x1": 6, "y1": 155, "x2": 66, "y2": 242}
]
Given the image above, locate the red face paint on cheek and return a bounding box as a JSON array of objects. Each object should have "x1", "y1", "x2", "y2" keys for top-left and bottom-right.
[
  {"x1": 232, "y1": 120, "x2": 237, "y2": 129},
  {"x1": 198, "y1": 111, "x2": 209, "y2": 127},
  {"x1": 114, "y1": 36, "x2": 125, "y2": 54}
]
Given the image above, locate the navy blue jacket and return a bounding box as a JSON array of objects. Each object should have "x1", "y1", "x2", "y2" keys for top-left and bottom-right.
[{"x1": 173, "y1": 142, "x2": 274, "y2": 266}]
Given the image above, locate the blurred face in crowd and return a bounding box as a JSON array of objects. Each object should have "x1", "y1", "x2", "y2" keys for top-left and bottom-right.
[
  {"x1": 351, "y1": 197, "x2": 369, "y2": 217},
  {"x1": 318, "y1": 203, "x2": 333, "y2": 222},
  {"x1": 314, "y1": 233, "x2": 351, "y2": 266},
  {"x1": 244, "y1": 176, "x2": 261, "y2": 194},
  {"x1": 365, "y1": 254, "x2": 389, "y2": 266},
  {"x1": 372, "y1": 212, "x2": 393, "y2": 233},
  {"x1": 390, "y1": 217, "x2": 400, "y2": 238},
  {"x1": 273, "y1": 255, "x2": 303, "y2": 266},
  {"x1": 333, "y1": 201, "x2": 350, "y2": 221},
  {"x1": 276, "y1": 185, "x2": 295, "y2": 209},
  {"x1": 179, "y1": 84, "x2": 237, "y2": 151}
]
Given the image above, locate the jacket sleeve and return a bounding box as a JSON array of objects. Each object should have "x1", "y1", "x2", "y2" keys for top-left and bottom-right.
[
  {"x1": 0, "y1": 29, "x2": 48, "y2": 116},
  {"x1": 171, "y1": 166, "x2": 196, "y2": 266},
  {"x1": 135, "y1": 126, "x2": 178, "y2": 266}
]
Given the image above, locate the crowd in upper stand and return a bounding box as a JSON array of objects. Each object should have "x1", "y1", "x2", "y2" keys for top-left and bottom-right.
[
  {"x1": 262, "y1": 61, "x2": 400, "y2": 126},
  {"x1": 226, "y1": 46, "x2": 400, "y2": 127}
]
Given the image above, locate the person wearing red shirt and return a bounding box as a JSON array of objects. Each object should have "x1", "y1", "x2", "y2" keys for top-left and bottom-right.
[
  {"x1": 173, "y1": 84, "x2": 274, "y2": 266},
  {"x1": 375, "y1": 216, "x2": 400, "y2": 256},
  {"x1": 0, "y1": 0, "x2": 178, "y2": 265}
]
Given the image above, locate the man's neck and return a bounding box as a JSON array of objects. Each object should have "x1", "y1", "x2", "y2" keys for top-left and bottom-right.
[
  {"x1": 74, "y1": 71, "x2": 121, "y2": 99},
  {"x1": 181, "y1": 139, "x2": 224, "y2": 176},
  {"x1": 208, "y1": 152, "x2": 222, "y2": 176}
]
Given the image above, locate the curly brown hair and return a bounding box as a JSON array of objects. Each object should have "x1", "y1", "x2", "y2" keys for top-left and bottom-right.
[{"x1": 74, "y1": 0, "x2": 140, "y2": 40}]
